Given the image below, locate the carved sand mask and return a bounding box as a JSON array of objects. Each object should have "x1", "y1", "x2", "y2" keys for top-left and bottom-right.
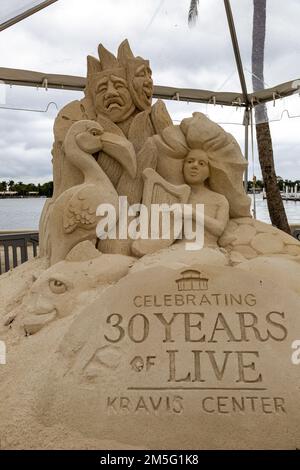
[
  {"x1": 126, "y1": 59, "x2": 153, "y2": 111},
  {"x1": 94, "y1": 69, "x2": 135, "y2": 123},
  {"x1": 117, "y1": 40, "x2": 153, "y2": 111}
]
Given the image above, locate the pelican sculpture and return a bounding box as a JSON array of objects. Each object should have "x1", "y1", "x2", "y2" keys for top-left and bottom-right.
[{"x1": 49, "y1": 120, "x2": 136, "y2": 265}]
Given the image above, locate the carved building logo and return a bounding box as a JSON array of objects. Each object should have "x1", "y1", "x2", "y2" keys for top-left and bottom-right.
[{"x1": 175, "y1": 269, "x2": 209, "y2": 291}]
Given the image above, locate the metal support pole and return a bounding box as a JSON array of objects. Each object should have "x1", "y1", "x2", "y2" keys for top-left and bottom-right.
[
  {"x1": 243, "y1": 107, "x2": 250, "y2": 192},
  {"x1": 224, "y1": 0, "x2": 249, "y2": 107},
  {"x1": 250, "y1": 107, "x2": 257, "y2": 219},
  {"x1": 224, "y1": 0, "x2": 253, "y2": 195}
]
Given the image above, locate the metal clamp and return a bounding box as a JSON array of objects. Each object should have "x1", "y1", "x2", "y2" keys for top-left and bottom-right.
[{"x1": 41, "y1": 78, "x2": 48, "y2": 91}]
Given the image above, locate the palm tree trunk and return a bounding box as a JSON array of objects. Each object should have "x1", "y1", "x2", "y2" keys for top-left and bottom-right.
[
  {"x1": 252, "y1": 0, "x2": 290, "y2": 233},
  {"x1": 188, "y1": 0, "x2": 199, "y2": 25}
]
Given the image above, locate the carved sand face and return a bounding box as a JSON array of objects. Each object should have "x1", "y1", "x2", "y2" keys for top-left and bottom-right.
[
  {"x1": 23, "y1": 261, "x2": 96, "y2": 331},
  {"x1": 22, "y1": 254, "x2": 134, "y2": 335},
  {"x1": 128, "y1": 61, "x2": 153, "y2": 110},
  {"x1": 183, "y1": 150, "x2": 210, "y2": 186},
  {"x1": 94, "y1": 73, "x2": 135, "y2": 123}
]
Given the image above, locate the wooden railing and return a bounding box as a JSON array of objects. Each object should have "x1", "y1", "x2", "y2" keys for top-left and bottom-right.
[
  {"x1": 0, "y1": 232, "x2": 39, "y2": 274},
  {"x1": 0, "y1": 225, "x2": 300, "y2": 275}
]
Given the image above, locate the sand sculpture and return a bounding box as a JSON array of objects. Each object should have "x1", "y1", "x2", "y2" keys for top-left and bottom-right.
[
  {"x1": 0, "y1": 39, "x2": 300, "y2": 450},
  {"x1": 49, "y1": 120, "x2": 136, "y2": 265}
]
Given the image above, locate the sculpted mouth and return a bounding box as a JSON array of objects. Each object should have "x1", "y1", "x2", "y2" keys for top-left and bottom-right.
[
  {"x1": 107, "y1": 103, "x2": 121, "y2": 110},
  {"x1": 23, "y1": 310, "x2": 57, "y2": 335},
  {"x1": 105, "y1": 98, "x2": 123, "y2": 110},
  {"x1": 143, "y1": 87, "x2": 153, "y2": 99},
  {"x1": 29, "y1": 308, "x2": 57, "y2": 317}
]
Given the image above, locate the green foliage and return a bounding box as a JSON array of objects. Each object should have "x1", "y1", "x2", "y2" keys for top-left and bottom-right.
[
  {"x1": 0, "y1": 181, "x2": 7, "y2": 191},
  {"x1": 0, "y1": 181, "x2": 53, "y2": 197}
]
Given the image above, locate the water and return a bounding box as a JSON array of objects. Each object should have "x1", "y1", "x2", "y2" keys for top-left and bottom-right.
[
  {"x1": 0, "y1": 194, "x2": 300, "y2": 231},
  {"x1": 0, "y1": 198, "x2": 46, "y2": 231},
  {"x1": 250, "y1": 193, "x2": 300, "y2": 225}
]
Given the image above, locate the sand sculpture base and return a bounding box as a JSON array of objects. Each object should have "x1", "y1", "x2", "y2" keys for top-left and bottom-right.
[{"x1": 0, "y1": 247, "x2": 299, "y2": 450}]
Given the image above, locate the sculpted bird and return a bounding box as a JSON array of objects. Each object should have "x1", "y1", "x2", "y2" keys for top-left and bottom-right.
[{"x1": 49, "y1": 120, "x2": 136, "y2": 265}]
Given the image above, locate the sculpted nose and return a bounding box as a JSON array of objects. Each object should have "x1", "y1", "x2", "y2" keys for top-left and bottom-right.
[
  {"x1": 27, "y1": 295, "x2": 54, "y2": 315},
  {"x1": 105, "y1": 81, "x2": 118, "y2": 98}
]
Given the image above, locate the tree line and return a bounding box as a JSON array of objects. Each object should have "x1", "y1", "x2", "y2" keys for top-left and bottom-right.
[
  {"x1": 1, "y1": 178, "x2": 298, "y2": 198},
  {"x1": 0, "y1": 180, "x2": 53, "y2": 197},
  {"x1": 247, "y1": 178, "x2": 300, "y2": 192}
]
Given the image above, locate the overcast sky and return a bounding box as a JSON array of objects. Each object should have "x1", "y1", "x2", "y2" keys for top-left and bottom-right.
[{"x1": 0, "y1": 0, "x2": 299, "y2": 183}]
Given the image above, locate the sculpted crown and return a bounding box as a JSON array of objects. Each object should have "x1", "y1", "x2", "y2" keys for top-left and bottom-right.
[{"x1": 85, "y1": 39, "x2": 153, "y2": 111}]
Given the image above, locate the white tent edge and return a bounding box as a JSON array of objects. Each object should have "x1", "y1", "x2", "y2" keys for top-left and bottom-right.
[{"x1": 0, "y1": 66, "x2": 299, "y2": 108}]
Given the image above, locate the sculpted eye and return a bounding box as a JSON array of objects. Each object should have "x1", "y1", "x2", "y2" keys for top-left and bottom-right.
[
  {"x1": 49, "y1": 279, "x2": 67, "y2": 294},
  {"x1": 90, "y1": 129, "x2": 101, "y2": 136},
  {"x1": 96, "y1": 85, "x2": 106, "y2": 94}
]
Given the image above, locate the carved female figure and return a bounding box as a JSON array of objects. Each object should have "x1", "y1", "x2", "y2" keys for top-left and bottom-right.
[
  {"x1": 132, "y1": 112, "x2": 251, "y2": 256},
  {"x1": 182, "y1": 148, "x2": 229, "y2": 247}
]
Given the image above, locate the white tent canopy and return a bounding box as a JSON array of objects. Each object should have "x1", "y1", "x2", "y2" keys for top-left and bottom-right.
[{"x1": 0, "y1": 1, "x2": 58, "y2": 32}]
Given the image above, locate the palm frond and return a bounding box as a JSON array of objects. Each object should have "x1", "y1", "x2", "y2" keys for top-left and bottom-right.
[{"x1": 188, "y1": 0, "x2": 199, "y2": 27}]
